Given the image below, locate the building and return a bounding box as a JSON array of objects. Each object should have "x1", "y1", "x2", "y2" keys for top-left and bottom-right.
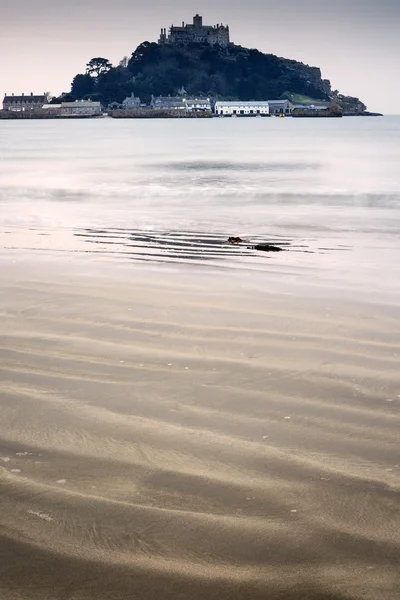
[
  {"x1": 121, "y1": 93, "x2": 141, "y2": 109},
  {"x1": 184, "y1": 98, "x2": 211, "y2": 112},
  {"x1": 267, "y1": 99, "x2": 293, "y2": 115},
  {"x1": 60, "y1": 100, "x2": 102, "y2": 116},
  {"x1": 159, "y1": 14, "x2": 230, "y2": 47},
  {"x1": 3, "y1": 92, "x2": 49, "y2": 111},
  {"x1": 150, "y1": 95, "x2": 211, "y2": 112},
  {"x1": 214, "y1": 101, "x2": 270, "y2": 117},
  {"x1": 150, "y1": 96, "x2": 186, "y2": 110}
]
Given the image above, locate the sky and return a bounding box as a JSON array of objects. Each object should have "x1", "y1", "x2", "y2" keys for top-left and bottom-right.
[{"x1": 1, "y1": 0, "x2": 399, "y2": 113}]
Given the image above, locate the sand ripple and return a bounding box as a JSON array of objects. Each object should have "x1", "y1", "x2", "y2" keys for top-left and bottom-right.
[{"x1": 0, "y1": 268, "x2": 399, "y2": 600}]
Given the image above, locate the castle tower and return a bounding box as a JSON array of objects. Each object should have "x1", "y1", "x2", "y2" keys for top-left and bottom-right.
[{"x1": 193, "y1": 14, "x2": 203, "y2": 28}]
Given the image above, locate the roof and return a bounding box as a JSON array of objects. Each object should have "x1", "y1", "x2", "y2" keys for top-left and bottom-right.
[
  {"x1": 267, "y1": 99, "x2": 292, "y2": 105},
  {"x1": 61, "y1": 101, "x2": 101, "y2": 108},
  {"x1": 122, "y1": 96, "x2": 140, "y2": 104},
  {"x1": 4, "y1": 94, "x2": 46, "y2": 103},
  {"x1": 185, "y1": 98, "x2": 211, "y2": 104},
  {"x1": 152, "y1": 99, "x2": 186, "y2": 107},
  {"x1": 153, "y1": 96, "x2": 183, "y2": 102}
]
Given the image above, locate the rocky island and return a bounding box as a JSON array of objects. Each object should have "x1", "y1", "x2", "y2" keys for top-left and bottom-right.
[{"x1": 50, "y1": 14, "x2": 372, "y2": 116}]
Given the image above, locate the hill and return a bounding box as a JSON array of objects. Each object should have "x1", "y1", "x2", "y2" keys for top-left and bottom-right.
[{"x1": 57, "y1": 41, "x2": 366, "y2": 112}]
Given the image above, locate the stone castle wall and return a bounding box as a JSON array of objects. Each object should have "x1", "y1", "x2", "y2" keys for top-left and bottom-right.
[{"x1": 159, "y1": 15, "x2": 230, "y2": 47}]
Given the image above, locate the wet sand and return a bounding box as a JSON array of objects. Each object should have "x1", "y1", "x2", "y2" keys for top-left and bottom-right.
[{"x1": 0, "y1": 261, "x2": 399, "y2": 600}]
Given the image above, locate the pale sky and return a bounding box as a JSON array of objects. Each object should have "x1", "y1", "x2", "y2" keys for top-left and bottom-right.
[{"x1": 1, "y1": 0, "x2": 399, "y2": 113}]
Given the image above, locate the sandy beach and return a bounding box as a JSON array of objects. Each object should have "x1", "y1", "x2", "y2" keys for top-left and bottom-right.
[{"x1": 0, "y1": 258, "x2": 399, "y2": 600}]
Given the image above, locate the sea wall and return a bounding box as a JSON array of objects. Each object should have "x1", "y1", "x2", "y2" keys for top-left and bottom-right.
[
  {"x1": 109, "y1": 109, "x2": 213, "y2": 119},
  {"x1": 0, "y1": 110, "x2": 102, "y2": 120},
  {"x1": 292, "y1": 109, "x2": 342, "y2": 118}
]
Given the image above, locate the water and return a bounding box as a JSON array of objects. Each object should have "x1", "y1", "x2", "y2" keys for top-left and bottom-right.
[{"x1": 1, "y1": 116, "x2": 400, "y2": 296}]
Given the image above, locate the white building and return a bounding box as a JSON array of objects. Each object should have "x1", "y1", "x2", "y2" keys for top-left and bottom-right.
[
  {"x1": 184, "y1": 97, "x2": 211, "y2": 112},
  {"x1": 214, "y1": 101, "x2": 269, "y2": 117},
  {"x1": 60, "y1": 100, "x2": 102, "y2": 116}
]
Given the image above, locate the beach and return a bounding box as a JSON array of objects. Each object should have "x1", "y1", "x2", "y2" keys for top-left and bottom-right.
[{"x1": 1, "y1": 117, "x2": 399, "y2": 599}]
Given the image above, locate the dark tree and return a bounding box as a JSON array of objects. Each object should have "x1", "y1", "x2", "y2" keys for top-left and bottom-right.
[
  {"x1": 86, "y1": 57, "x2": 113, "y2": 77},
  {"x1": 71, "y1": 73, "x2": 95, "y2": 98},
  {"x1": 65, "y1": 40, "x2": 367, "y2": 112}
]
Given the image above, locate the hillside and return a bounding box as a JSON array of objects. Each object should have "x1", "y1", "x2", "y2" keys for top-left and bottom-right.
[{"x1": 59, "y1": 41, "x2": 366, "y2": 111}]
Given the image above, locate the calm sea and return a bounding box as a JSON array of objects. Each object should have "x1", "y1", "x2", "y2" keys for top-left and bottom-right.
[{"x1": 1, "y1": 116, "x2": 400, "y2": 298}]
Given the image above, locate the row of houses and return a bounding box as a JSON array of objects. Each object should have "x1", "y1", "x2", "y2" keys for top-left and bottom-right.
[
  {"x1": 2, "y1": 93, "x2": 328, "y2": 117},
  {"x1": 116, "y1": 97, "x2": 330, "y2": 116},
  {"x1": 146, "y1": 97, "x2": 299, "y2": 115},
  {"x1": 109, "y1": 93, "x2": 213, "y2": 112},
  {"x1": 115, "y1": 96, "x2": 296, "y2": 115},
  {"x1": 3, "y1": 92, "x2": 50, "y2": 111},
  {"x1": 2, "y1": 92, "x2": 211, "y2": 115},
  {"x1": 2, "y1": 94, "x2": 103, "y2": 116}
]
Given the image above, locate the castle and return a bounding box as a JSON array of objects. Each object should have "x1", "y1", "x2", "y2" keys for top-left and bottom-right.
[{"x1": 159, "y1": 14, "x2": 230, "y2": 47}]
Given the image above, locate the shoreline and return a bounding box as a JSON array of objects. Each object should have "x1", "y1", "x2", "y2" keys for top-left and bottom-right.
[{"x1": 0, "y1": 109, "x2": 384, "y2": 120}]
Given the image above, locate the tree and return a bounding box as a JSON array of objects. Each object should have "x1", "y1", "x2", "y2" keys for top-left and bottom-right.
[
  {"x1": 63, "y1": 41, "x2": 363, "y2": 109},
  {"x1": 119, "y1": 56, "x2": 129, "y2": 68},
  {"x1": 86, "y1": 57, "x2": 112, "y2": 78},
  {"x1": 71, "y1": 73, "x2": 95, "y2": 98}
]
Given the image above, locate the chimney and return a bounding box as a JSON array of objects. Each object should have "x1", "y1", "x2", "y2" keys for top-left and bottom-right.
[
  {"x1": 22, "y1": 92, "x2": 24, "y2": 96},
  {"x1": 31, "y1": 92, "x2": 33, "y2": 96},
  {"x1": 182, "y1": 21, "x2": 184, "y2": 27}
]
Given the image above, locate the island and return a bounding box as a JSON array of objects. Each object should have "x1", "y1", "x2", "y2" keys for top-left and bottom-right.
[{"x1": 1, "y1": 14, "x2": 382, "y2": 119}]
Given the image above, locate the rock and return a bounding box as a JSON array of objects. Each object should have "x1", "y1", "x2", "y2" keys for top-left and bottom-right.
[
  {"x1": 253, "y1": 244, "x2": 284, "y2": 252},
  {"x1": 228, "y1": 236, "x2": 245, "y2": 244}
]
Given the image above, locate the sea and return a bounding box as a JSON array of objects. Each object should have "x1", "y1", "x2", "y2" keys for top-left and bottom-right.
[{"x1": 1, "y1": 115, "x2": 400, "y2": 300}]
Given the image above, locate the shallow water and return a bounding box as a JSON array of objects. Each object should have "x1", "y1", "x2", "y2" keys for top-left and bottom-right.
[
  {"x1": 0, "y1": 117, "x2": 400, "y2": 600},
  {"x1": 1, "y1": 116, "x2": 400, "y2": 295}
]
